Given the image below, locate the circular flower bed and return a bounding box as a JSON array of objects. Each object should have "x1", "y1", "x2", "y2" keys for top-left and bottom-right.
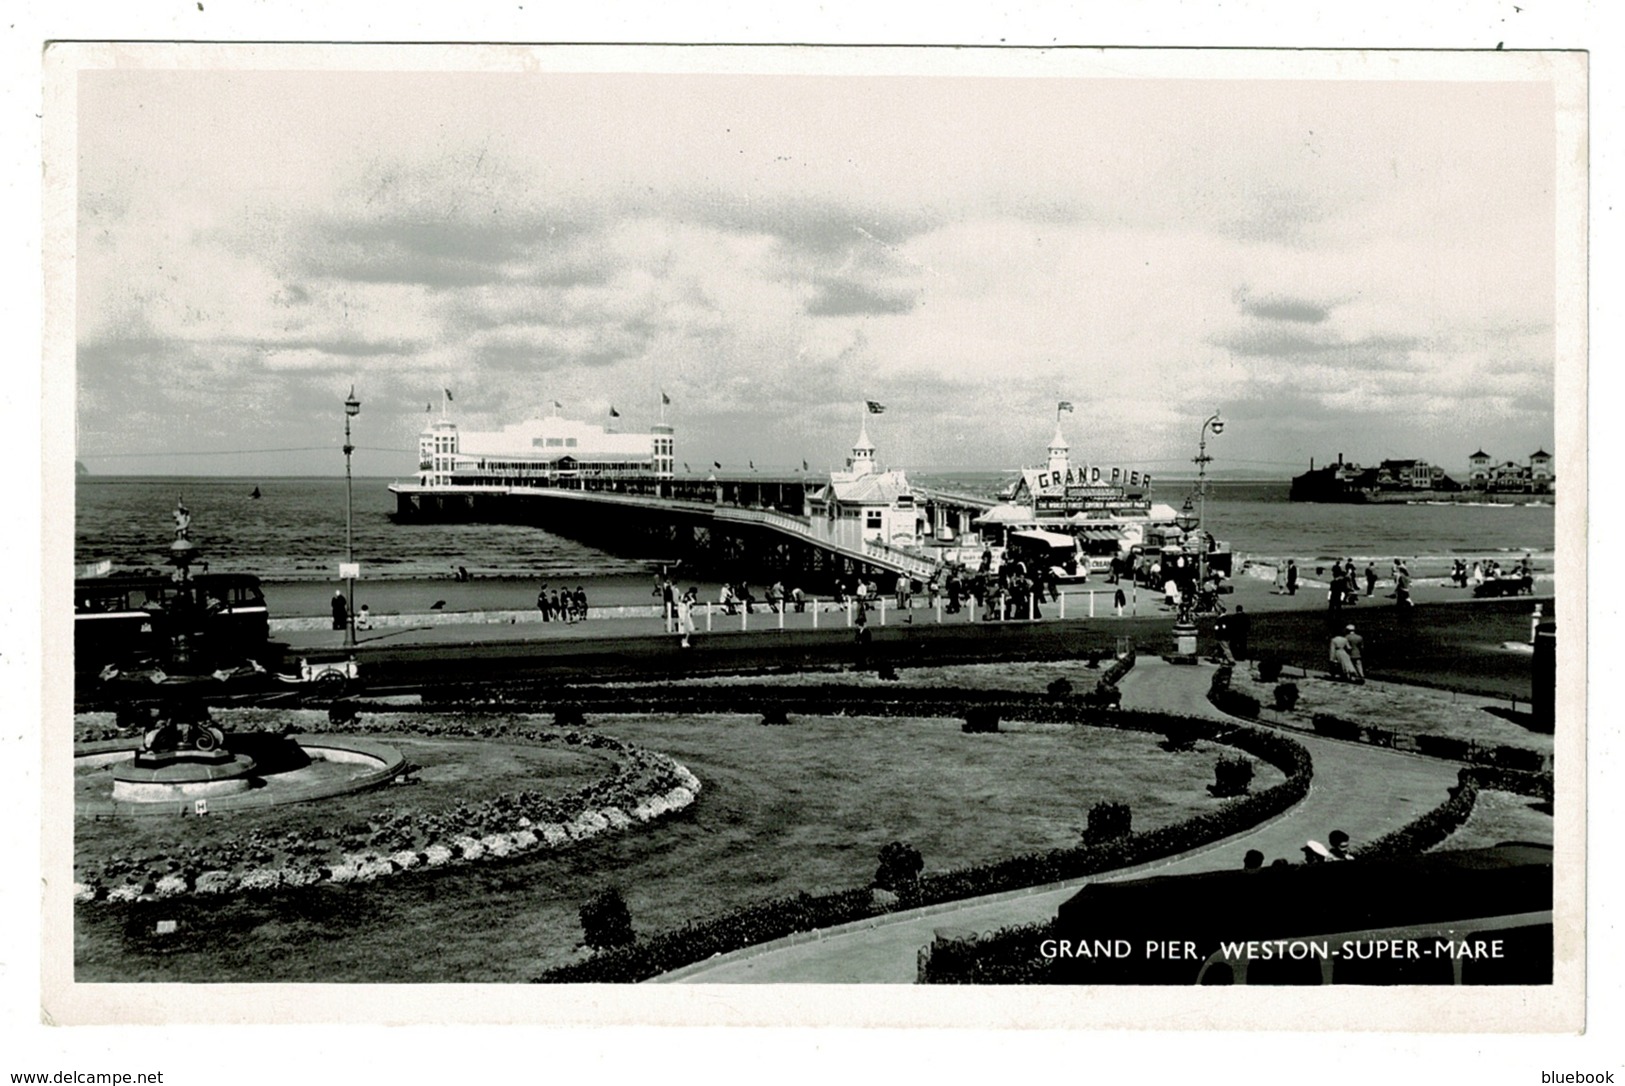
[{"x1": 73, "y1": 723, "x2": 700, "y2": 906}]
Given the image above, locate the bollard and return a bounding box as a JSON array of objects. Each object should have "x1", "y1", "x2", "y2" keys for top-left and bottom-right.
[
  {"x1": 741, "y1": 606, "x2": 748, "y2": 632},
  {"x1": 706, "y1": 603, "x2": 713, "y2": 632},
  {"x1": 880, "y1": 600, "x2": 887, "y2": 626},
  {"x1": 778, "y1": 606, "x2": 784, "y2": 630},
  {"x1": 846, "y1": 600, "x2": 853, "y2": 628},
  {"x1": 813, "y1": 600, "x2": 819, "y2": 629},
  {"x1": 1531, "y1": 603, "x2": 1542, "y2": 645},
  {"x1": 936, "y1": 599, "x2": 942, "y2": 624},
  {"x1": 970, "y1": 595, "x2": 978, "y2": 622}
]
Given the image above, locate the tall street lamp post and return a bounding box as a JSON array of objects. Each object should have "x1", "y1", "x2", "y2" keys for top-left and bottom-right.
[
  {"x1": 1193, "y1": 410, "x2": 1225, "y2": 583},
  {"x1": 344, "y1": 386, "x2": 361, "y2": 648}
]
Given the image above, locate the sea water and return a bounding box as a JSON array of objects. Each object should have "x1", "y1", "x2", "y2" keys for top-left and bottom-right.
[{"x1": 73, "y1": 475, "x2": 1557, "y2": 581}]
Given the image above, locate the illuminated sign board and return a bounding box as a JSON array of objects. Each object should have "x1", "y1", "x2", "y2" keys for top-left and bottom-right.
[{"x1": 1030, "y1": 465, "x2": 1154, "y2": 494}]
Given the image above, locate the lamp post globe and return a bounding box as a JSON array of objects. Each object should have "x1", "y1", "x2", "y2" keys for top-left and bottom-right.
[{"x1": 343, "y1": 386, "x2": 361, "y2": 648}]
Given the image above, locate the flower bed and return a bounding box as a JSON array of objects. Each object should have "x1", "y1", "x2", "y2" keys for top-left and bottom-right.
[
  {"x1": 533, "y1": 703, "x2": 1312, "y2": 984},
  {"x1": 73, "y1": 721, "x2": 700, "y2": 906}
]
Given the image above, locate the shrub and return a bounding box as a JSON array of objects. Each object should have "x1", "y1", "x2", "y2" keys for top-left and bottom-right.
[
  {"x1": 1479, "y1": 745, "x2": 1546, "y2": 773},
  {"x1": 1414, "y1": 733, "x2": 1472, "y2": 761},
  {"x1": 1257, "y1": 656, "x2": 1284, "y2": 684},
  {"x1": 1210, "y1": 687, "x2": 1261, "y2": 719},
  {"x1": 1083, "y1": 800, "x2": 1132, "y2": 843},
  {"x1": 759, "y1": 706, "x2": 791, "y2": 726},
  {"x1": 1046, "y1": 676, "x2": 1075, "y2": 700},
  {"x1": 874, "y1": 841, "x2": 924, "y2": 890},
  {"x1": 876, "y1": 663, "x2": 899, "y2": 682},
  {"x1": 962, "y1": 707, "x2": 1001, "y2": 734},
  {"x1": 1208, "y1": 754, "x2": 1255, "y2": 797},
  {"x1": 1082, "y1": 683, "x2": 1122, "y2": 711},
  {"x1": 1209, "y1": 666, "x2": 1234, "y2": 695},
  {"x1": 1272, "y1": 682, "x2": 1300, "y2": 712},
  {"x1": 553, "y1": 704, "x2": 587, "y2": 728},
  {"x1": 1310, "y1": 713, "x2": 1360, "y2": 741},
  {"x1": 579, "y1": 888, "x2": 636, "y2": 950}
]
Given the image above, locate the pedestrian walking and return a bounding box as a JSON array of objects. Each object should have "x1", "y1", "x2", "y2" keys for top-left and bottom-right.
[
  {"x1": 1286, "y1": 559, "x2": 1299, "y2": 596},
  {"x1": 1214, "y1": 610, "x2": 1235, "y2": 665},
  {"x1": 1365, "y1": 563, "x2": 1378, "y2": 597},
  {"x1": 1344, "y1": 624, "x2": 1365, "y2": 682},
  {"x1": 330, "y1": 590, "x2": 348, "y2": 631},
  {"x1": 677, "y1": 588, "x2": 697, "y2": 648},
  {"x1": 1229, "y1": 604, "x2": 1250, "y2": 660},
  {"x1": 1329, "y1": 632, "x2": 1356, "y2": 681}
]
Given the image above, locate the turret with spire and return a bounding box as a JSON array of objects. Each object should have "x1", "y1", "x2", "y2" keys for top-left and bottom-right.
[
  {"x1": 1047, "y1": 425, "x2": 1070, "y2": 476},
  {"x1": 846, "y1": 420, "x2": 877, "y2": 476}
]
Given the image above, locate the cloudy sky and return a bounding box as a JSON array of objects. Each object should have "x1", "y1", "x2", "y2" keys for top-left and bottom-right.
[{"x1": 74, "y1": 54, "x2": 1565, "y2": 478}]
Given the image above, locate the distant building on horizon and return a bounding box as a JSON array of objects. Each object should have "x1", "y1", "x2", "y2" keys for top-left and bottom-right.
[{"x1": 1467, "y1": 448, "x2": 1554, "y2": 494}]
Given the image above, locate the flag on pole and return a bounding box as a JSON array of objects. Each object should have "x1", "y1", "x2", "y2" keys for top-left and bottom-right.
[
  {"x1": 683, "y1": 462, "x2": 690, "y2": 472},
  {"x1": 661, "y1": 391, "x2": 671, "y2": 405},
  {"x1": 866, "y1": 401, "x2": 886, "y2": 414},
  {"x1": 552, "y1": 400, "x2": 563, "y2": 409},
  {"x1": 802, "y1": 459, "x2": 809, "y2": 471},
  {"x1": 425, "y1": 403, "x2": 431, "y2": 412},
  {"x1": 749, "y1": 460, "x2": 756, "y2": 470},
  {"x1": 713, "y1": 461, "x2": 722, "y2": 469},
  {"x1": 444, "y1": 388, "x2": 453, "y2": 402},
  {"x1": 1058, "y1": 401, "x2": 1074, "y2": 413},
  {"x1": 608, "y1": 405, "x2": 620, "y2": 418}
]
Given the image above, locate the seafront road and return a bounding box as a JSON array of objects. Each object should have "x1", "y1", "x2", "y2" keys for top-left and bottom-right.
[{"x1": 650, "y1": 658, "x2": 1464, "y2": 984}]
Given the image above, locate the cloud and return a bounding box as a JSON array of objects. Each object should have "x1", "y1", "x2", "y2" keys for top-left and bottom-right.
[
  {"x1": 71, "y1": 67, "x2": 1563, "y2": 475},
  {"x1": 805, "y1": 277, "x2": 918, "y2": 316},
  {"x1": 1233, "y1": 290, "x2": 1333, "y2": 324}
]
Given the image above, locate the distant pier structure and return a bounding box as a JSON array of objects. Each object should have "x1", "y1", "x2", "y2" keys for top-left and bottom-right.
[{"x1": 388, "y1": 411, "x2": 992, "y2": 586}]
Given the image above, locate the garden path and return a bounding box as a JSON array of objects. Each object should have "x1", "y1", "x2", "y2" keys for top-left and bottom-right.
[{"x1": 658, "y1": 658, "x2": 1462, "y2": 984}]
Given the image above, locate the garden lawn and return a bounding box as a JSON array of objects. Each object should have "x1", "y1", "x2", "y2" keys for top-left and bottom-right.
[
  {"x1": 1438, "y1": 790, "x2": 1553, "y2": 852},
  {"x1": 74, "y1": 710, "x2": 1268, "y2": 983},
  {"x1": 1227, "y1": 669, "x2": 1552, "y2": 757}
]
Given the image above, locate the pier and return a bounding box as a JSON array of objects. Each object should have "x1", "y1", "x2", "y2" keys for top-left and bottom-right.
[{"x1": 391, "y1": 470, "x2": 995, "y2": 587}]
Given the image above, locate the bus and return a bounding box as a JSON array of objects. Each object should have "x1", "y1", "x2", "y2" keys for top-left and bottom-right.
[{"x1": 75, "y1": 573, "x2": 271, "y2": 672}]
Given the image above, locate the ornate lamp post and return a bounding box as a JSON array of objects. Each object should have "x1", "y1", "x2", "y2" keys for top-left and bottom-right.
[
  {"x1": 344, "y1": 386, "x2": 361, "y2": 647},
  {"x1": 1193, "y1": 411, "x2": 1225, "y2": 582}
]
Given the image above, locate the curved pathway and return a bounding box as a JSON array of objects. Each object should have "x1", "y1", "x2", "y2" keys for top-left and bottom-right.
[{"x1": 657, "y1": 658, "x2": 1462, "y2": 984}]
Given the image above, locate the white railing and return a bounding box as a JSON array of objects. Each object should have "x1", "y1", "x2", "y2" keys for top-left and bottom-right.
[{"x1": 717, "y1": 506, "x2": 944, "y2": 579}]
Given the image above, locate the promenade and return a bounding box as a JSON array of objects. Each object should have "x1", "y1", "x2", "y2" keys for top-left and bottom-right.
[
  {"x1": 653, "y1": 659, "x2": 1464, "y2": 984},
  {"x1": 271, "y1": 569, "x2": 1551, "y2": 698}
]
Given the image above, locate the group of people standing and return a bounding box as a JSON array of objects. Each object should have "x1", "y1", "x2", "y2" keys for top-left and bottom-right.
[
  {"x1": 1451, "y1": 556, "x2": 1536, "y2": 594},
  {"x1": 1325, "y1": 558, "x2": 1376, "y2": 610},
  {"x1": 536, "y1": 584, "x2": 590, "y2": 623}
]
